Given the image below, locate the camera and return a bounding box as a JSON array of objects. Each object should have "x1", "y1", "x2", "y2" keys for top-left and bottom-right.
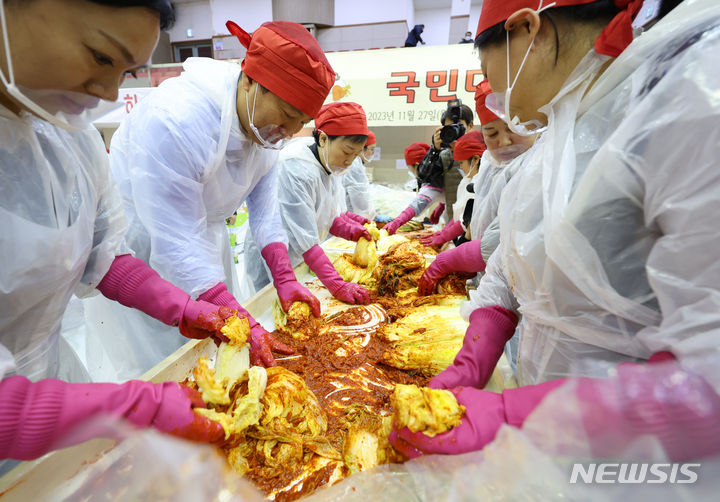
[{"x1": 440, "y1": 98, "x2": 466, "y2": 147}]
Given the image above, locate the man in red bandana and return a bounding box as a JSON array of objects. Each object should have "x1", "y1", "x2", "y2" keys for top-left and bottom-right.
[{"x1": 85, "y1": 21, "x2": 336, "y2": 381}]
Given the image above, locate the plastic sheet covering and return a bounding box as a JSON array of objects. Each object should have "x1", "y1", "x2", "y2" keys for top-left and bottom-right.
[
  {"x1": 0, "y1": 105, "x2": 128, "y2": 382},
  {"x1": 368, "y1": 184, "x2": 419, "y2": 218},
  {"x1": 469, "y1": 144, "x2": 538, "y2": 261},
  {"x1": 302, "y1": 357, "x2": 720, "y2": 501},
  {"x1": 109, "y1": 57, "x2": 285, "y2": 299},
  {"x1": 343, "y1": 158, "x2": 376, "y2": 220},
  {"x1": 466, "y1": 0, "x2": 720, "y2": 385},
  {"x1": 29, "y1": 418, "x2": 264, "y2": 502}
]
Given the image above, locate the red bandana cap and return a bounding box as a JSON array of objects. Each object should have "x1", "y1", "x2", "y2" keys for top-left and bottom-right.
[
  {"x1": 474, "y1": 80, "x2": 500, "y2": 125},
  {"x1": 365, "y1": 130, "x2": 377, "y2": 146},
  {"x1": 404, "y1": 142, "x2": 430, "y2": 166},
  {"x1": 315, "y1": 102, "x2": 369, "y2": 136},
  {"x1": 226, "y1": 20, "x2": 335, "y2": 117},
  {"x1": 475, "y1": 0, "x2": 643, "y2": 58},
  {"x1": 453, "y1": 131, "x2": 487, "y2": 161}
]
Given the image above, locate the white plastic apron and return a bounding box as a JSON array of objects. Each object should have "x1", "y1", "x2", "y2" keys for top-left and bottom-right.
[{"x1": 0, "y1": 114, "x2": 95, "y2": 382}]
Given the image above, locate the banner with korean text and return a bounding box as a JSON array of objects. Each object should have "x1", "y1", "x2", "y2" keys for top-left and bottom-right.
[{"x1": 324, "y1": 44, "x2": 484, "y2": 127}]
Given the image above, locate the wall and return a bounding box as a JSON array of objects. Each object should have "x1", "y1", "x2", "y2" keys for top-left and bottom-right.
[
  {"x1": 449, "y1": 15, "x2": 470, "y2": 44},
  {"x1": 451, "y1": 0, "x2": 471, "y2": 17},
  {"x1": 412, "y1": 7, "x2": 451, "y2": 46},
  {"x1": 272, "y1": 0, "x2": 334, "y2": 26},
  {"x1": 333, "y1": 0, "x2": 412, "y2": 27},
  {"x1": 317, "y1": 22, "x2": 408, "y2": 51},
  {"x1": 211, "y1": 0, "x2": 273, "y2": 34},
  {"x1": 469, "y1": 0, "x2": 484, "y2": 37},
  {"x1": 167, "y1": 1, "x2": 214, "y2": 43},
  {"x1": 151, "y1": 32, "x2": 173, "y2": 64}
]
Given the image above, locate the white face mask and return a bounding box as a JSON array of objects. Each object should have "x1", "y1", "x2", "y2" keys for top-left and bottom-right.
[
  {"x1": 0, "y1": 0, "x2": 104, "y2": 131},
  {"x1": 484, "y1": 0, "x2": 556, "y2": 137},
  {"x1": 320, "y1": 133, "x2": 348, "y2": 176},
  {"x1": 244, "y1": 83, "x2": 290, "y2": 150}
]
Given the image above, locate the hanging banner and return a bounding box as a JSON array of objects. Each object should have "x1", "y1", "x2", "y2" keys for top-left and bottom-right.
[{"x1": 323, "y1": 44, "x2": 484, "y2": 127}]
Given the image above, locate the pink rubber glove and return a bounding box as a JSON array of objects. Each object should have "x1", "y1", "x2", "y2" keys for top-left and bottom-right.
[
  {"x1": 343, "y1": 212, "x2": 370, "y2": 225},
  {"x1": 329, "y1": 214, "x2": 372, "y2": 242},
  {"x1": 384, "y1": 207, "x2": 416, "y2": 235},
  {"x1": 0, "y1": 376, "x2": 224, "y2": 461},
  {"x1": 198, "y1": 282, "x2": 294, "y2": 367},
  {"x1": 430, "y1": 306, "x2": 518, "y2": 390},
  {"x1": 576, "y1": 360, "x2": 720, "y2": 462},
  {"x1": 390, "y1": 380, "x2": 565, "y2": 458},
  {"x1": 418, "y1": 239, "x2": 485, "y2": 296},
  {"x1": 302, "y1": 244, "x2": 370, "y2": 304},
  {"x1": 97, "y1": 254, "x2": 234, "y2": 342},
  {"x1": 420, "y1": 220, "x2": 465, "y2": 247},
  {"x1": 261, "y1": 242, "x2": 321, "y2": 317},
  {"x1": 429, "y1": 202, "x2": 446, "y2": 224}
]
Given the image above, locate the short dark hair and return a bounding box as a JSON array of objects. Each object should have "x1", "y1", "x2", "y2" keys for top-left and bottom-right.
[
  {"x1": 88, "y1": 0, "x2": 176, "y2": 30},
  {"x1": 441, "y1": 104, "x2": 474, "y2": 125},
  {"x1": 313, "y1": 130, "x2": 368, "y2": 145}
]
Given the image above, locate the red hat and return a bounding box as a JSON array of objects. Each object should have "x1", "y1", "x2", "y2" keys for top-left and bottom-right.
[
  {"x1": 365, "y1": 130, "x2": 377, "y2": 146},
  {"x1": 404, "y1": 142, "x2": 430, "y2": 166},
  {"x1": 475, "y1": 0, "x2": 642, "y2": 58},
  {"x1": 226, "y1": 20, "x2": 335, "y2": 117},
  {"x1": 315, "y1": 102, "x2": 369, "y2": 136},
  {"x1": 474, "y1": 80, "x2": 500, "y2": 125},
  {"x1": 453, "y1": 131, "x2": 486, "y2": 161}
]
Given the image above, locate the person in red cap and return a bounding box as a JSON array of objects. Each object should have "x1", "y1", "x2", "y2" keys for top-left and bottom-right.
[
  {"x1": 391, "y1": 0, "x2": 720, "y2": 464},
  {"x1": 419, "y1": 130, "x2": 486, "y2": 249},
  {"x1": 244, "y1": 102, "x2": 372, "y2": 305},
  {"x1": 417, "y1": 80, "x2": 537, "y2": 296},
  {"x1": 84, "y1": 20, "x2": 336, "y2": 380},
  {"x1": 404, "y1": 142, "x2": 431, "y2": 180},
  {"x1": 342, "y1": 130, "x2": 378, "y2": 220}
]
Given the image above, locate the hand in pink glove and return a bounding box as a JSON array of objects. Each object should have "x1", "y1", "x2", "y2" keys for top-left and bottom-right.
[
  {"x1": 420, "y1": 220, "x2": 465, "y2": 247},
  {"x1": 577, "y1": 359, "x2": 720, "y2": 462},
  {"x1": 430, "y1": 306, "x2": 518, "y2": 390},
  {"x1": 0, "y1": 377, "x2": 224, "y2": 461},
  {"x1": 417, "y1": 239, "x2": 485, "y2": 296},
  {"x1": 303, "y1": 245, "x2": 370, "y2": 304},
  {"x1": 261, "y1": 242, "x2": 321, "y2": 317},
  {"x1": 199, "y1": 282, "x2": 294, "y2": 367},
  {"x1": 429, "y1": 202, "x2": 446, "y2": 224},
  {"x1": 329, "y1": 214, "x2": 372, "y2": 242},
  {"x1": 384, "y1": 207, "x2": 416, "y2": 235},
  {"x1": 97, "y1": 254, "x2": 234, "y2": 343},
  {"x1": 343, "y1": 212, "x2": 370, "y2": 225},
  {"x1": 390, "y1": 380, "x2": 565, "y2": 458}
]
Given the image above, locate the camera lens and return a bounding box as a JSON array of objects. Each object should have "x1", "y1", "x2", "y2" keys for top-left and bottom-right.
[{"x1": 440, "y1": 123, "x2": 466, "y2": 146}]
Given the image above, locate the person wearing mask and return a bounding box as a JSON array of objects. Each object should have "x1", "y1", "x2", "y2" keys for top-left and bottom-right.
[
  {"x1": 417, "y1": 80, "x2": 536, "y2": 295},
  {"x1": 343, "y1": 130, "x2": 377, "y2": 220},
  {"x1": 385, "y1": 105, "x2": 475, "y2": 234},
  {"x1": 404, "y1": 24, "x2": 426, "y2": 47},
  {"x1": 392, "y1": 0, "x2": 720, "y2": 459},
  {"x1": 0, "y1": 0, "x2": 227, "y2": 462},
  {"x1": 420, "y1": 130, "x2": 486, "y2": 248},
  {"x1": 84, "y1": 20, "x2": 335, "y2": 381},
  {"x1": 460, "y1": 30, "x2": 475, "y2": 44},
  {"x1": 244, "y1": 102, "x2": 372, "y2": 305}
]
